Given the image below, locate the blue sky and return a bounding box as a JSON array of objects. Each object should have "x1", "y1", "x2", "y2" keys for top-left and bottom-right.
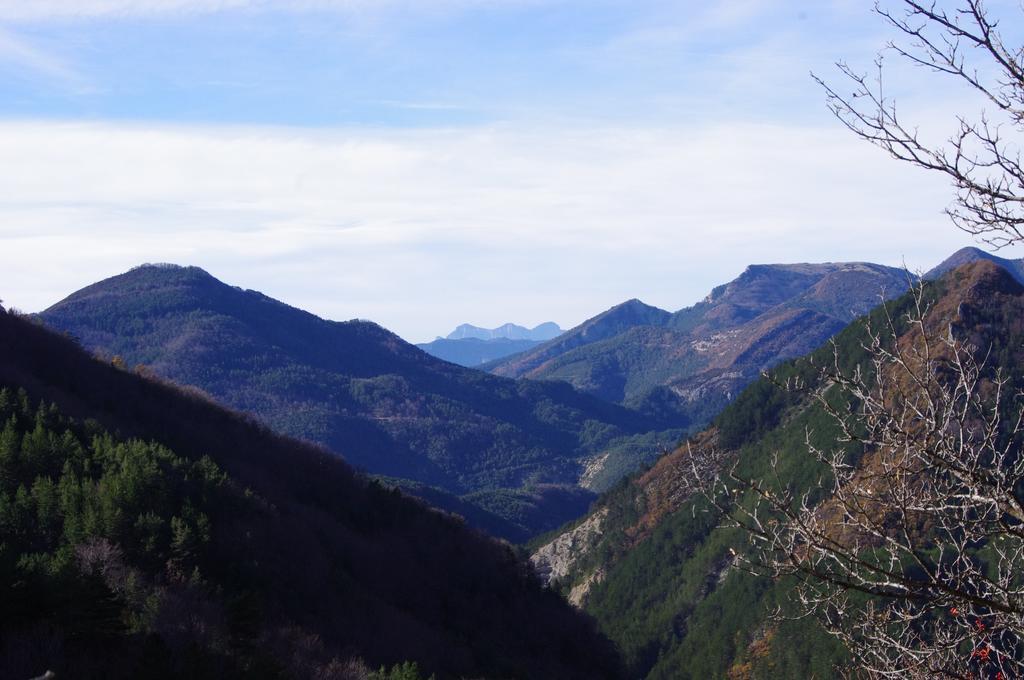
[
  {"x1": 0, "y1": 2, "x2": 859, "y2": 126},
  {"x1": 0, "y1": 0, "x2": 1018, "y2": 341}
]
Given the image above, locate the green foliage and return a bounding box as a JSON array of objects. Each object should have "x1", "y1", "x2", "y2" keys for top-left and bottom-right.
[
  {"x1": 39, "y1": 265, "x2": 682, "y2": 539},
  {"x1": 714, "y1": 286, "x2": 933, "y2": 451},
  {"x1": 495, "y1": 264, "x2": 912, "y2": 438},
  {"x1": 371, "y1": 661, "x2": 434, "y2": 680},
  {"x1": 0, "y1": 307, "x2": 626, "y2": 680},
  {"x1": 566, "y1": 283, "x2": 962, "y2": 678},
  {"x1": 0, "y1": 389, "x2": 245, "y2": 677},
  {"x1": 580, "y1": 396, "x2": 854, "y2": 678},
  {"x1": 461, "y1": 485, "x2": 597, "y2": 538}
]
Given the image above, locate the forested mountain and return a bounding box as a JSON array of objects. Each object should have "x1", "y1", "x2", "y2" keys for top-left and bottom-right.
[
  {"x1": 0, "y1": 306, "x2": 624, "y2": 680},
  {"x1": 529, "y1": 260, "x2": 1024, "y2": 679},
  {"x1": 488, "y1": 262, "x2": 912, "y2": 434},
  {"x1": 39, "y1": 265, "x2": 683, "y2": 540},
  {"x1": 486, "y1": 299, "x2": 672, "y2": 378}
]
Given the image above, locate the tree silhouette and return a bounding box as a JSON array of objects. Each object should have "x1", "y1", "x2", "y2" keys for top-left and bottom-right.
[{"x1": 815, "y1": 0, "x2": 1024, "y2": 249}]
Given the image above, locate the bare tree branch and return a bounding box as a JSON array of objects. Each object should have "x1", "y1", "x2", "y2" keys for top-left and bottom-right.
[
  {"x1": 703, "y1": 278, "x2": 1024, "y2": 678},
  {"x1": 815, "y1": 0, "x2": 1024, "y2": 249}
]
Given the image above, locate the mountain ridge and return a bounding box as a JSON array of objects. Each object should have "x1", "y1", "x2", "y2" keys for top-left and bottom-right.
[
  {"x1": 0, "y1": 305, "x2": 624, "y2": 680},
  {"x1": 488, "y1": 261, "x2": 912, "y2": 441},
  {"x1": 924, "y1": 245, "x2": 1024, "y2": 284},
  {"x1": 530, "y1": 259, "x2": 1024, "y2": 679},
  {"x1": 39, "y1": 264, "x2": 684, "y2": 539},
  {"x1": 446, "y1": 321, "x2": 562, "y2": 341}
]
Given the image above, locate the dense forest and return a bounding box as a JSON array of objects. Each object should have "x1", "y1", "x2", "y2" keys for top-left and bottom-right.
[
  {"x1": 488, "y1": 263, "x2": 912, "y2": 429},
  {"x1": 0, "y1": 308, "x2": 623, "y2": 680},
  {"x1": 534, "y1": 261, "x2": 1024, "y2": 678},
  {"x1": 39, "y1": 264, "x2": 685, "y2": 539}
]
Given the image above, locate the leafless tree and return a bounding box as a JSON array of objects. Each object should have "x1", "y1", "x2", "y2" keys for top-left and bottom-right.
[
  {"x1": 707, "y1": 3, "x2": 1024, "y2": 673},
  {"x1": 816, "y1": 0, "x2": 1024, "y2": 249},
  {"x1": 704, "y1": 278, "x2": 1024, "y2": 678}
]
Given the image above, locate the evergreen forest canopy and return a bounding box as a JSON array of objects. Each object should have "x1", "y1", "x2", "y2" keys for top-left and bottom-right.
[
  {"x1": 5, "y1": 0, "x2": 1024, "y2": 675},
  {"x1": 38, "y1": 264, "x2": 686, "y2": 541},
  {"x1": 487, "y1": 262, "x2": 916, "y2": 434},
  {"x1": 531, "y1": 261, "x2": 1024, "y2": 679},
  {"x1": 0, "y1": 308, "x2": 623, "y2": 680},
  {"x1": 13, "y1": 249, "x2": 1024, "y2": 679},
  {"x1": 37, "y1": 256, "x2": 945, "y2": 541}
]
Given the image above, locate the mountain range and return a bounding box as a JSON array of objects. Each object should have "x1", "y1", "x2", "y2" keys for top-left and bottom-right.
[
  {"x1": 0, "y1": 304, "x2": 622, "y2": 680},
  {"x1": 34, "y1": 248, "x2": 1023, "y2": 544},
  {"x1": 529, "y1": 258, "x2": 1024, "y2": 679},
  {"x1": 487, "y1": 261, "x2": 914, "y2": 440},
  {"x1": 446, "y1": 322, "x2": 563, "y2": 341},
  {"x1": 416, "y1": 322, "x2": 563, "y2": 367},
  {"x1": 8, "y1": 245, "x2": 1024, "y2": 679},
  {"x1": 38, "y1": 265, "x2": 680, "y2": 541}
]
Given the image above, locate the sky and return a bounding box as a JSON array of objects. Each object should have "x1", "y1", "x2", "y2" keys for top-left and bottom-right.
[{"x1": 1, "y1": 0, "x2": 1021, "y2": 342}]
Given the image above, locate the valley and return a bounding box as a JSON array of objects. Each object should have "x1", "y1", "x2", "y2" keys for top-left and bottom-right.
[{"x1": 6, "y1": 2, "x2": 1024, "y2": 677}]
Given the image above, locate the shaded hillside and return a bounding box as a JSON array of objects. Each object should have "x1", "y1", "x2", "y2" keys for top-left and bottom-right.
[
  {"x1": 487, "y1": 299, "x2": 672, "y2": 378},
  {"x1": 489, "y1": 262, "x2": 911, "y2": 460},
  {"x1": 530, "y1": 261, "x2": 1024, "y2": 679},
  {"x1": 0, "y1": 308, "x2": 623, "y2": 680},
  {"x1": 416, "y1": 337, "x2": 545, "y2": 367},
  {"x1": 39, "y1": 265, "x2": 682, "y2": 537}
]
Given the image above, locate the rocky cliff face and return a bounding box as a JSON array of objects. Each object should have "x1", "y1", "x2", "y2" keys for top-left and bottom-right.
[{"x1": 531, "y1": 507, "x2": 609, "y2": 587}]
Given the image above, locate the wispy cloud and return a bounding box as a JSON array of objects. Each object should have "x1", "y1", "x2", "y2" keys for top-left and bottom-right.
[
  {"x1": 0, "y1": 0, "x2": 549, "y2": 21},
  {"x1": 375, "y1": 100, "x2": 471, "y2": 111},
  {"x1": 0, "y1": 119, "x2": 980, "y2": 341},
  {"x1": 602, "y1": 0, "x2": 772, "y2": 53},
  {"x1": 0, "y1": 1, "x2": 257, "y2": 20},
  {"x1": 0, "y1": 26, "x2": 88, "y2": 89},
  {"x1": 0, "y1": 1, "x2": 1006, "y2": 341}
]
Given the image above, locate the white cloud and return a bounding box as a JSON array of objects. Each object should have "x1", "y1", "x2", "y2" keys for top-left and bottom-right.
[
  {"x1": 0, "y1": 0, "x2": 548, "y2": 21},
  {"x1": 0, "y1": 119, "x2": 992, "y2": 341}
]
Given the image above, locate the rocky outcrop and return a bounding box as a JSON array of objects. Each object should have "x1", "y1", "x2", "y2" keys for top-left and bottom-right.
[
  {"x1": 530, "y1": 507, "x2": 609, "y2": 586},
  {"x1": 568, "y1": 567, "x2": 606, "y2": 607}
]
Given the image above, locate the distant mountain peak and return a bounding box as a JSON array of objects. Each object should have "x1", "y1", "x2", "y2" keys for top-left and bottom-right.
[
  {"x1": 445, "y1": 321, "x2": 562, "y2": 341},
  {"x1": 575, "y1": 299, "x2": 671, "y2": 335},
  {"x1": 489, "y1": 259, "x2": 913, "y2": 428},
  {"x1": 926, "y1": 246, "x2": 1024, "y2": 286},
  {"x1": 610, "y1": 297, "x2": 651, "y2": 309},
  {"x1": 594, "y1": 298, "x2": 667, "y2": 317},
  {"x1": 948, "y1": 246, "x2": 989, "y2": 259}
]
